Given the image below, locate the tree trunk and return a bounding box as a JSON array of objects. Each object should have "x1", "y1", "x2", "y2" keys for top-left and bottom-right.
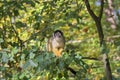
[{"x1": 83, "y1": 0, "x2": 113, "y2": 79}]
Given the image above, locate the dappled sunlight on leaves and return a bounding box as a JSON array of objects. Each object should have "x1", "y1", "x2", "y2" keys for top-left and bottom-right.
[{"x1": 0, "y1": 0, "x2": 120, "y2": 80}]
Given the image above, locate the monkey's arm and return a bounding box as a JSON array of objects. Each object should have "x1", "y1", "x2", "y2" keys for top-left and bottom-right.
[{"x1": 46, "y1": 38, "x2": 52, "y2": 52}]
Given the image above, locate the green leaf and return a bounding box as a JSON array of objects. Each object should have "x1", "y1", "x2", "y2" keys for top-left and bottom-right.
[
  {"x1": 29, "y1": 59, "x2": 37, "y2": 67},
  {"x1": 13, "y1": 10, "x2": 19, "y2": 16},
  {"x1": 16, "y1": 21, "x2": 27, "y2": 28},
  {"x1": 23, "y1": 59, "x2": 37, "y2": 69},
  {"x1": 29, "y1": 52, "x2": 35, "y2": 59},
  {"x1": 117, "y1": 68, "x2": 120, "y2": 73},
  {"x1": 11, "y1": 47, "x2": 18, "y2": 54},
  {"x1": 0, "y1": 38, "x2": 3, "y2": 43},
  {"x1": 23, "y1": 60, "x2": 30, "y2": 69},
  {"x1": 19, "y1": 72, "x2": 25, "y2": 79},
  {"x1": 2, "y1": 53, "x2": 9, "y2": 63},
  {"x1": 58, "y1": 59, "x2": 65, "y2": 69}
]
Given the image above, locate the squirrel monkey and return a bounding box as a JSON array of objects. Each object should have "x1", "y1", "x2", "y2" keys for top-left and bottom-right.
[{"x1": 46, "y1": 30, "x2": 65, "y2": 57}]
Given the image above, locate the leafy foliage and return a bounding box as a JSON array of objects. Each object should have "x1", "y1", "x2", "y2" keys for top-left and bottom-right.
[{"x1": 0, "y1": 0, "x2": 120, "y2": 80}]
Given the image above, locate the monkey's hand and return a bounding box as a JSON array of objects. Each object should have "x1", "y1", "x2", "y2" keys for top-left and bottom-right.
[{"x1": 52, "y1": 47, "x2": 64, "y2": 57}]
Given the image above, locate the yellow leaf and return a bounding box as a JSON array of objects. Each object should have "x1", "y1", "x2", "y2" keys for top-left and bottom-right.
[{"x1": 17, "y1": 29, "x2": 21, "y2": 34}]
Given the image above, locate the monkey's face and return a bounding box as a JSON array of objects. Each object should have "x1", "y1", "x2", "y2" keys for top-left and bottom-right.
[
  {"x1": 54, "y1": 32, "x2": 62, "y2": 38},
  {"x1": 53, "y1": 30, "x2": 64, "y2": 41}
]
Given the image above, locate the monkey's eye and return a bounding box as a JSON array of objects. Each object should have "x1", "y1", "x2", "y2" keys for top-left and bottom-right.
[
  {"x1": 57, "y1": 33, "x2": 62, "y2": 37},
  {"x1": 54, "y1": 32, "x2": 61, "y2": 37}
]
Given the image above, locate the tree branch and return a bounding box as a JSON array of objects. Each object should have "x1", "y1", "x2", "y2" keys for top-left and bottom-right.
[
  {"x1": 66, "y1": 67, "x2": 76, "y2": 75},
  {"x1": 99, "y1": 0, "x2": 104, "y2": 20},
  {"x1": 84, "y1": 0, "x2": 104, "y2": 46},
  {"x1": 84, "y1": 0, "x2": 98, "y2": 20},
  {"x1": 82, "y1": 57, "x2": 101, "y2": 61}
]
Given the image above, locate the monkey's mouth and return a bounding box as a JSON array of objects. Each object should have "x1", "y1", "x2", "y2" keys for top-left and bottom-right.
[
  {"x1": 57, "y1": 47, "x2": 60, "y2": 50},
  {"x1": 58, "y1": 35, "x2": 61, "y2": 37}
]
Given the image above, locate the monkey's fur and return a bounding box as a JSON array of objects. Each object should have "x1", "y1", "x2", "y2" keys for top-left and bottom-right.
[{"x1": 46, "y1": 30, "x2": 65, "y2": 57}]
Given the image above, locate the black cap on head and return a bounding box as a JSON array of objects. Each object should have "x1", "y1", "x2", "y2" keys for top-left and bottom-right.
[
  {"x1": 54, "y1": 30, "x2": 63, "y2": 35},
  {"x1": 53, "y1": 30, "x2": 63, "y2": 37}
]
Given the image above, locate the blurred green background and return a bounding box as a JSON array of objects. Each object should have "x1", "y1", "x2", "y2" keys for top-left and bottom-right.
[{"x1": 0, "y1": 0, "x2": 120, "y2": 80}]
